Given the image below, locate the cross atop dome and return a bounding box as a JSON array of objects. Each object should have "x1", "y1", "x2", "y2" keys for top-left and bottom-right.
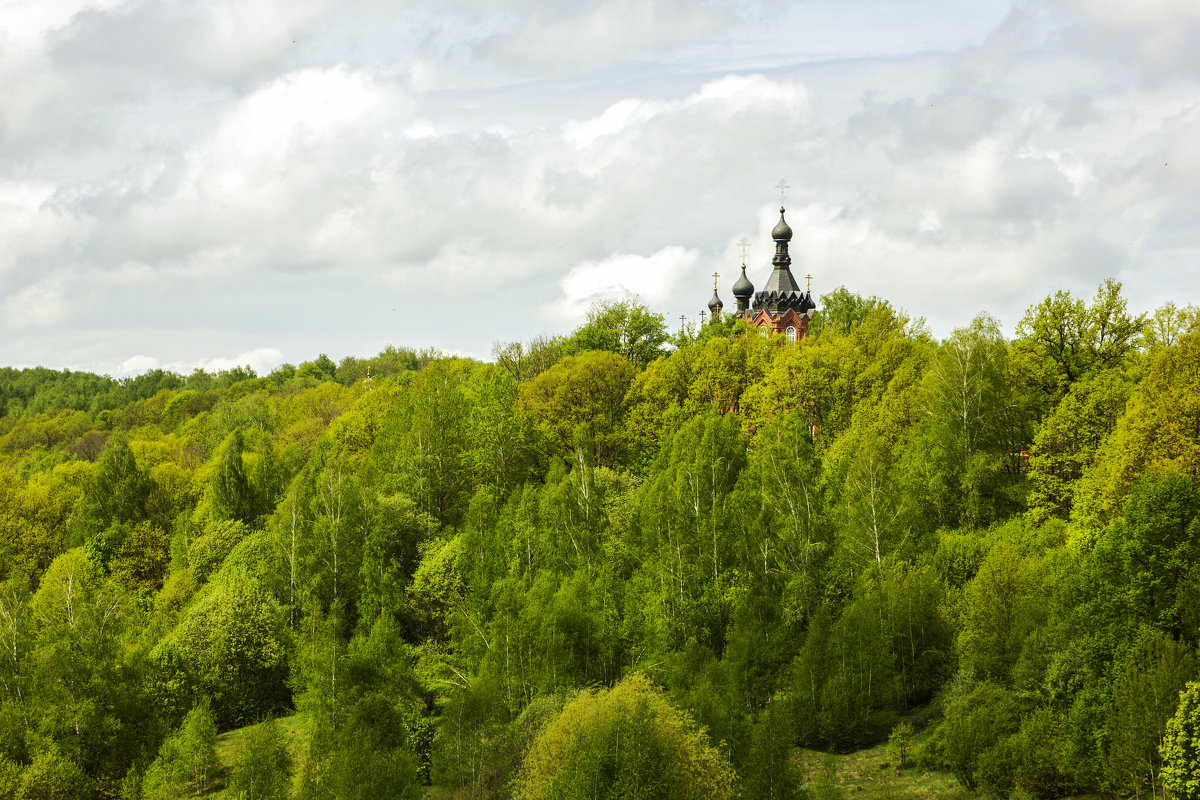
[{"x1": 775, "y1": 178, "x2": 790, "y2": 207}]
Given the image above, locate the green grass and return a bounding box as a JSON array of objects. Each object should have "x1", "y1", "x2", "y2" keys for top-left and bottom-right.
[
  {"x1": 203, "y1": 714, "x2": 311, "y2": 798},
  {"x1": 797, "y1": 741, "x2": 972, "y2": 800}
]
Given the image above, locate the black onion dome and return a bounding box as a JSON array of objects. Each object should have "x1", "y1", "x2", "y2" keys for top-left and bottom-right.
[
  {"x1": 708, "y1": 290, "x2": 724, "y2": 314},
  {"x1": 732, "y1": 265, "x2": 754, "y2": 300},
  {"x1": 771, "y1": 208, "x2": 792, "y2": 241},
  {"x1": 752, "y1": 205, "x2": 811, "y2": 318}
]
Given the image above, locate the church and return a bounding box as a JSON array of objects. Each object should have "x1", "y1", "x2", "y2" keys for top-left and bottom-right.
[{"x1": 707, "y1": 184, "x2": 817, "y2": 340}]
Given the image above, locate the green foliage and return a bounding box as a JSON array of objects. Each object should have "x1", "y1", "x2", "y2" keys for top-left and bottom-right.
[
  {"x1": 1026, "y1": 369, "x2": 1132, "y2": 524},
  {"x1": 211, "y1": 430, "x2": 256, "y2": 524},
  {"x1": 568, "y1": 300, "x2": 670, "y2": 370},
  {"x1": 957, "y1": 546, "x2": 1044, "y2": 683},
  {"x1": 887, "y1": 721, "x2": 915, "y2": 769},
  {"x1": 743, "y1": 699, "x2": 803, "y2": 800},
  {"x1": 513, "y1": 673, "x2": 736, "y2": 800},
  {"x1": 810, "y1": 753, "x2": 844, "y2": 800},
  {"x1": 2, "y1": 289, "x2": 1199, "y2": 799},
  {"x1": 1013, "y1": 278, "x2": 1144, "y2": 398},
  {"x1": 70, "y1": 434, "x2": 157, "y2": 544},
  {"x1": 911, "y1": 313, "x2": 1024, "y2": 527},
  {"x1": 109, "y1": 521, "x2": 170, "y2": 595},
  {"x1": 15, "y1": 745, "x2": 88, "y2": 800},
  {"x1": 160, "y1": 570, "x2": 290, "y2": 726},
  {"x1": 1162, "y1": 681, "x2": 1200, "y2": 800},
  {"x1": 1074, "y1": 332, "x2": 1200, "y2": 529},
  {"x1": 520, "y1": 350, "x2": 636, "y2": 466},
  {"x1": 809, "y1": 286, "x2": 888, "y2": 337},
  {"x1": 1104, "y1": 629, "x2": 1195, "y2": 796},
  {"x1": 228, "y1": 717, "x2": 291, "y2": 800},
  {"x1": 1117, "y1": 470, "x2": 1200, "y2": 639},
  {"x1": 932, "y1": 681, "x2": 1025, "y2": 791},
  {"x1": 142, "y1": 698, "x2": 219, "y2": 799}
]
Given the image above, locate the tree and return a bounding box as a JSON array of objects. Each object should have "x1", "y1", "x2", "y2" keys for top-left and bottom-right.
[
  {"x1": 1161, "y1": 681, "x2": 1200, "y2": 800},
  {"x1": 297, "y1": 354, "x2": 338, "y2": 383},
  {"x1": 957, "y1": 547, "x2": 1044, "y2": 683},
  {"x1": 1072, "y1": 331, "x2": 1200, "y2": 527},
  {"x1": 569, "y1": 300, "x2": 669, "y2": 369},
  {"x1": 160, "y1": 568, "x2": 290, "y2": 726},
  {"x1": 211, "y1": 430, "x2": 255, "y2": 525},
  {"x1": 887, "y1": 721, "x2": 915, "y2": 769},
  {"x1": 513, "y1": 674, "x2": 736, "y2": 800},
  {"x1": 108, "y1": 521, "x2": 170, "y2": 595},
  {"x1": 732, "y1": 407, "x2": 825, "y2": 629},
  {"x1": 1141, "y1": 301, "x2": 1200, "y2": 354},
  {"x1": 933, "y1": 682, "x2": 1024, "y2": 791},
  {"x1": 1116, "y1": 471, "x2": 1200, "y2": 639},
  {"x1": 808, "y1": 287, "x2": 887, "y2": 337},
  {"x1": 520, "y1": 351, "x2": 636, "y2": 467},
  {"x1": 15, "y1": 745, "x2": 88, "y2": 800},
  {"x1": 228, "y1": 717, "x2": 292, "y2": 800},
  {"x1": 28, "y1": 549, "x2": 142, "y2": 782},
  {"x1": 743, "y1": 698, "x2": 803, "y2": 800},
  {"x1": 71, "y1": 433, "x2": 155, "y2": 542},
  {"x1": 912, "y1": 313, "x2": 1018, "y2": 526},
  {"x1": 465, "y1": 365, "x2": 535, "y2": 498},
  {"x1": 492, "y1": 335, "x2": 569, "y2": 384},
  {"x1": 637, "y1": 411, "x2": 747, "y2": 653},
  {"x1": 1105, "y1": 630, "x2": 1195, "y2": 797},
  {"x1": 371, "y1": 360, "x2": 473, "y2": 527},
  {"x1": 142, "y1": 698, "x2": 219, "y2": 799},
  {"x1": 1026, "y1": 369, "x2": 1132, "y2": 524},
  {"x1": 1013, "y1": 279, "x2": 1144, "y2": 400}
]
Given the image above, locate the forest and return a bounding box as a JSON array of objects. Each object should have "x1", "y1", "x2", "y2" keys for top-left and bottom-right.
[{"x1": 1, "y1": 280, "x2": 1199, "y2": 800}]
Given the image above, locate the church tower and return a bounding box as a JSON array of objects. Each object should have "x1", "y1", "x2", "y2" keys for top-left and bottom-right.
[
  {"x1": 730, "y1": 181, "x2": 817, "y2": 340},
  {"x1": 732, "y1": 238, "x2": 754, "y2": 316},
  {"x1": 707, "y1": 272, "x2": 724, "y2": 324}
]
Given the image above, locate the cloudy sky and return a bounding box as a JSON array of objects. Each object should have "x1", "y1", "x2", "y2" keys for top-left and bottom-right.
[{"x1": 1, "y1": 0, "x2": 1197, "y2": 376}]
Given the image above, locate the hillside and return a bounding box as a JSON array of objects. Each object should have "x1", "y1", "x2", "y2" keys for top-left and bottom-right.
[{"x1": 1, "y1": 287, "x2": 1199, "y2": 800}]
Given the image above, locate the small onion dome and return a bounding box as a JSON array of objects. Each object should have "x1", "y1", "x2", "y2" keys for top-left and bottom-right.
[
  {"x1": 732, "y1": 265, "x2": 754, "y2": 301},
  {"x1": 708, "y1": 290, "x2": 724, "y2": 314},
  {"x1": 771, "y1": 207, "x2": 793, "y2": 241}
]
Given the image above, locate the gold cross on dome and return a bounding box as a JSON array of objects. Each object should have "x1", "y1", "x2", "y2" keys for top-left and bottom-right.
[
  {"x1": 712, "y1": 271, "x2": 720, "y2": 291},
  {"x1": 805, "y1": 273, "x2": 813, "y2": 292},
  {"x1": 775, "y1": 178, "x2": 791, "y2": 207},
  {"x1": 736, "y1": 238, "x2": 750, "y2": 265}
]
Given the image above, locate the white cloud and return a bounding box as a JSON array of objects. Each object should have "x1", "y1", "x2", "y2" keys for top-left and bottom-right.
[
  {"x1": 177, "y1": 347, "x2": 285, "y2": 376},
  {"x1": 480, "y1": 0, "x2": 730, "y2": 71},
  {"x1": 1052, "y1": 0, "x2": 1200, "y2": 84},
  {"x1": 116, "y1": 354, "x2": 159, "y2": 376},
  {"x1": 2, "y1": 0, "x2": 1199, "y2": 376},
  {"x1": 551, "y1": 246, "x2": 700, "y2": 323},
  {"x1": 2, "y1": 279, "x2": 70, "y2": 330}
]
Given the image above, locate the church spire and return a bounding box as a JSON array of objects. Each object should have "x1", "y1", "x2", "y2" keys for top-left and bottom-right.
[
  {"x1": 732, "y1": 237, "x2": 754, "y2": 315},
  {"x1": 752, "y1": 179, "x2": 812, "y2": 319},
  {"x1": 707, "y1": 271, "x2": 724, "y2": 322}
]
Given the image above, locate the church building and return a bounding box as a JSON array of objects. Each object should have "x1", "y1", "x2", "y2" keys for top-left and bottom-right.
[{"x1": 708, "y1": 187, "x2": 817, "y2": 340}]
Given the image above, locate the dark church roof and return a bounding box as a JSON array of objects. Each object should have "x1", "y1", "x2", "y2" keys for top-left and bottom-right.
[
  {"x1": 732, "y1": 264, "x2": 754, "y2": 301},
  {"x1": 752, "y1": 207, "x2": 816, "y2": 318}
]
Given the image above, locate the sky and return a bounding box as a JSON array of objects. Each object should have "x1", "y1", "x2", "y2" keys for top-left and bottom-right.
[{"x1": 1, "y1": 0, "x2": 1198, "y2": 377}]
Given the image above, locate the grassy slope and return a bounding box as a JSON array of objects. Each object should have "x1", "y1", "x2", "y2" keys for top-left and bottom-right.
[
  {"x1": 798, "y1": 743, "x2": 971, "y2": 800},
  {"x1": 203, "y1": 713, "x2": 1108, "y2": 800},
  {"x1": 203, "y1": 714, "x2": 311, "y2": 798},
  {"x1": 201, "y1": 713, "x2": 972, "y2": 800}
]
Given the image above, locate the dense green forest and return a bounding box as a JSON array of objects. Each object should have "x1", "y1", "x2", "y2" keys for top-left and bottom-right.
[{"x1": 2, "y1": 282, "x2": 1200, "y2": 800}]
